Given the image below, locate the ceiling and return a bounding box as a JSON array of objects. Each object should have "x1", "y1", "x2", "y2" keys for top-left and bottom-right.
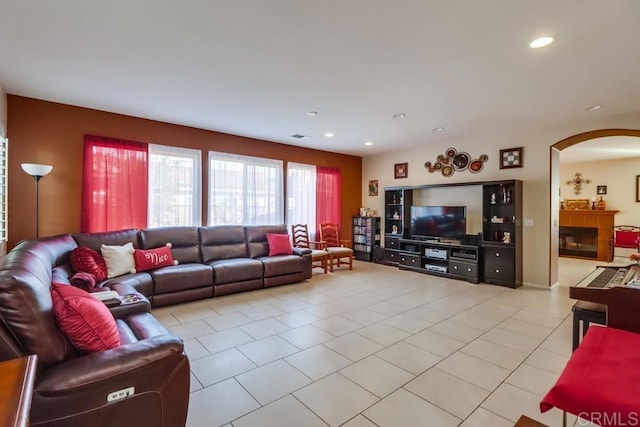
[{"x1": 1, "y1": 1, "x2": 639, "y2": 157}]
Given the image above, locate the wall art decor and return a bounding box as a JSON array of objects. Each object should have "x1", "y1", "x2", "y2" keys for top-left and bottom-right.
[
  {"x1": 499, "y1": 147, "x2": 524, "y2": 169},
  {"x1": 424, "y1": 148, "x2": 488, "y2": 177},
  {"x1": 565, "y1": 199, "x2": 590, "y2": 210},
  {"x1": 394, "y1": 163, "x2": 408, "y2": 179},
  {"x1": 566, "y1": 172, "x2": 591, "y2": 195},
  {"x1": 596, "y1": 185, "x2": 607, "y2": 195},
  {"x1": 368, "y1": 179, "x2": 379, "y2": 196}
]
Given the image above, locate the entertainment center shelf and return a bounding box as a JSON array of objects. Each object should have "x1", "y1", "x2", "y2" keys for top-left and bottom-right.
[
  {"x1": 382, "y1": 179, "x2": 522, "y2": 288},
  {"x1": 397, "y1": 238, "x2": 480, "y2": 283}
]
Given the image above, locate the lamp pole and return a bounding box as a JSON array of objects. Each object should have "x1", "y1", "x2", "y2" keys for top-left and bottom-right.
[{"x1": 21, "y1": 163, "x2": 53, "y2": 239}]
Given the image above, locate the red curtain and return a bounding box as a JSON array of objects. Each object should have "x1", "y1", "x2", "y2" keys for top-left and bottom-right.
[
  {"x1": 316, "y1": 166, "x2": 341, "y2": 227},
  {"x1": 81, "y1": 135, "x2": 148, "y2": 232}
]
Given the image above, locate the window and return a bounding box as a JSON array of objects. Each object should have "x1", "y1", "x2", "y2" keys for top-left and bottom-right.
[
  {"x1": 0, "y1": 135, "x2": 7, "y2": 254},
  {"x1": 286, "y1": 163, "x2": 341, "y2": 237},
  {"x1": 148, "y1": 144, "x2": 201, "y2": 227},
  {"x1": 209, "y1": 151, "x2": 283, "y2": 225},
  {"x1": 81, "y1": 135, "x2": 148, "y2": 233}
]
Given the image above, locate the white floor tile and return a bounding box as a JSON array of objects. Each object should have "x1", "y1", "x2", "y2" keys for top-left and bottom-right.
[
  {"x1": 278, "y1": 324, "x2": 334, "y2": 349},
  {"x1": 235, "y1": 360, "x2": 311, "y2": 405},
  {"x1": 313, "y1": 315, "x2": 363, "y2": 336},
  {"x1": 183, "y1": 338, "x2": 210, "y2": 360},
  {"x1": 375, "y1": 341, "x2": 442, "y2": 375},
  {"x1": 203, "y1": 311, "x2": 252, "y2": 330},
  {"x1": 186, "y1": 378, "x2": 259, "y2": 427},
  {"x1": 196, "y1": 327, "x2": 254, "y2": 354},
  {"x1": 356, "y1": 322, "x2": 410, "y2": 346},
  {"x1": 405, "y1": 368, "x2": 489, "y2": 419},
  {"x1": 505, "y1": 363, "x2": 560, "y2": 397},
  {"x1": 524, "y1": 348, "x2": 570, "y2": 375},
  {"x1": 285, "y1": 345, "x2": 352, "y2": 380},
  {"x1": 323, "y1": 332, "x2": 384, "y2": 361},
  {"x1": 340, "y1": 355, "x2": 414, "y2": 398},
  {"x1": 405, "y1": 329, "x2": 466, "y2": 357},
  {"x1": 340, "y1": 414, "x2": 379, "y2": 427},
  {"x1": 459, "y1": 407, "x2": 513, "y2": 427},
  {"x1": 383, "y1": 313, "x2": 432, "y2": 334},
  {"x1": 428, "y1": 319, "x2": 485, "y2": 342},
  {"x1": 273, "y1": 309, "x2": 321, "y2": 328},
  {"x1": 239, "y1": 317, "x2": 290, "y2": 340},
  {"x1": 237, "y1": 335, "x2": 299, "y2": 366},
  {"x1": 436, "y1": 351, "x2": 510, "y2": 391},
  {"x1": 460, "y1": 338, "x2": 528, "y2": 370},
  {"x1": 168, "y1": 320, "x2": 215, "y2": 340},
  {"x1": 364, "y1": 388, "x2": 460, "y2": 427},
  {"x1": 294, "y1": 373, "x2": 378, "y2": 427},
  {"x1": 232, "y1": 395, "x2": 326, "y2": 427},
  {"x1": 190, "y1": 348, "x2": 256, "y2": 387}
]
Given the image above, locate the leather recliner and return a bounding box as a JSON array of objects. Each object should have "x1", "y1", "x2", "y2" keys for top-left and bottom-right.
[{"x1": 0, "y1": 235, "x2": 190, "y2": 427}]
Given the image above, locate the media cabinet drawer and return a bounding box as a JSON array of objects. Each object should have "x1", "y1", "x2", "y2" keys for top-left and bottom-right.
[
  {"x1": 449, "y1": 260, "x2": 478, "y2": 278},
  {"x1": 384, "y1": 249, "x2": 399, "y2": 263},
  {"x1": 385, "y1": 236, "x2": 401, "y2": 249},
  {"x1": 399, "y1": 253, "x2": 420, "y2": 267}
]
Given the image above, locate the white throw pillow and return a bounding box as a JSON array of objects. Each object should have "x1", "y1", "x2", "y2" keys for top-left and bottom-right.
[{"x1": 101, "y1": 242, "x2": 136, "y2": 278}]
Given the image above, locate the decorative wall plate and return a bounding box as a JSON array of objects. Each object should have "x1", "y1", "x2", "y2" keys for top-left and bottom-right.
[{"x1": 424, "y1": 148, "x2": 488, "y2": 177}]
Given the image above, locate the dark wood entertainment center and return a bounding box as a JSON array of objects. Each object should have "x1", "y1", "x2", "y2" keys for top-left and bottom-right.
[{"x1": 383, "y1": 180, "x2": 523, "y2": 288}]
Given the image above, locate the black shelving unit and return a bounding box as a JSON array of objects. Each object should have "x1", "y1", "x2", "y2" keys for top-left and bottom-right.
[
  {"x1": 481, "y1": 180, "x2": 523, "y2": 288},
  {"x1": 352, "y1": 216, "x2": 381, "y2": 261},
  {"x1": 383, "y1": 188, "x2": 413, "y2": 265}
]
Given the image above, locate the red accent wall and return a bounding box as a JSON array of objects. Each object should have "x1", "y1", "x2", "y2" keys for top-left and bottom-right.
[{"x1": 7, "y1": 95, "x2": 362, "y2": 249}]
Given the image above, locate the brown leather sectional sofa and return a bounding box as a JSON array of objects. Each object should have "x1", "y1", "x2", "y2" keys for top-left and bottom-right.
[{"x1": 0, "y1": 224, "x2": 311, "y2": 426}]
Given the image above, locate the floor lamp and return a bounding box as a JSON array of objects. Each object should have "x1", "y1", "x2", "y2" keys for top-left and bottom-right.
[{"x1": 21, "y1": 163, "x2": 53, "y2": 238}]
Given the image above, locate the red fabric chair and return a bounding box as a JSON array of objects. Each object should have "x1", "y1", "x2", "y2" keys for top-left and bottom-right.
[
  {"x1": 614, "y1": 225, "x2": 640, "y2": 250},
  {"x1": 540, "y1": 326, "x2": 640, "y2": 426}
]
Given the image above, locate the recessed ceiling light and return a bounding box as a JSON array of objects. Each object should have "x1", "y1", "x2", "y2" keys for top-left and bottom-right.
[
  {"x1": 530, "y1": 36, "x2": 554, "y2": 48},
  {"x1": 291, "y1": 134, "x2": 311, "y2": 139},
  {"x1": 432, "y1": 127, "x2": 444, "y2": 132},
  {"x1": 307, "y1": 111, "x2": 318, "y2": 116},
  {"x1": 392, "y1": 113, "x2": 406, "y2": 119},
  {"x1": 365, "y1": 141, "x2": 374, "y2": 146},
  {"x1": 585, "y1": 105, "x2": 603, "y2": 111},
  {"x1": 324, "y1": 132, "x2": 334, "y2": 138}
]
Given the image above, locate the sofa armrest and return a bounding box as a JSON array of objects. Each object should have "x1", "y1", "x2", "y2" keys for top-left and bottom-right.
[
  {"x1": 292, "y1": 247, "x2": 312, "y2": 256},
  {"x1": 107, "y1": 282, "x2": 152, "y2": 318},
  {"x1": 36, "y1": 334, "x2": 184, "y2": 395}
]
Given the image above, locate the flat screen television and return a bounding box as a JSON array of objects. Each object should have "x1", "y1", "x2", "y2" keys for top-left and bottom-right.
[{"x1": 410, "y1": 206, "x2": 467, "y2": 241}]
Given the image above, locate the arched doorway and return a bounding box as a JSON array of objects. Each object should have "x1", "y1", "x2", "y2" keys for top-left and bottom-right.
[{"x1": 549, "y1": 129, "x2": 640, "y2": 285}]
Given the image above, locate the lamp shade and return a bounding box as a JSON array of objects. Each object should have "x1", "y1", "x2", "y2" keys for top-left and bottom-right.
[{"x1": 21, "y1": 163, "x2": 53, "y2": 177}]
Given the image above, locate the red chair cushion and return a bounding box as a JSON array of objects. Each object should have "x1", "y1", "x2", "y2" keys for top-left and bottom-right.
[
  {"x1": 615, "y1": 230, "x2": 639, "y2": 248},
  {"x1": 51, "y1": 282, "x2": 120, "y2": 353},
  {"x1": 266, "y1": 233, "x2": 293, "y2": 256},
  {"x1": 540, "y1": 326, "x2": 640, "y2": 426},
  {"x1": 70, "y1": 247, "x2": 108, "y2": 281}
]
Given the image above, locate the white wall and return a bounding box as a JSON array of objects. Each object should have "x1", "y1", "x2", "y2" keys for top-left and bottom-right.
[
  {"x1": 412, "y1": 185, "x2": 483, "y2": 235},
  {"x1": 363, "y1": 111, "x2": 640, "y2": 287},
  {"x1": 561, "y1": 157, "x2": 640, "y2": 226}
]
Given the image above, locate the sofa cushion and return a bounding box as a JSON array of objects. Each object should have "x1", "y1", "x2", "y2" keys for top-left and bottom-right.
[
  {"x1": 245, "y1": 225, "x2": 289, "y2": 258},
  {"x1": 70, "y1": 247, "x2": 108, "y2": 281},
  {"x1": 101, "y1": 243, "x2": 136, "y2": 278},
  {"x1": 149, "y1": 264, "x2": 213, "y2": 294},
  {"x1": 133, "y1": 244, "x2": 177, "y2": 272},
  {"x1": 209, "y1": 258, "x2": 263, "y2": 285},
  {"x1": 140, "y1": 227, "x2": 200, "y2": 264},
  {"x1": 259, "y1": 255, "x2": 304, "y2": 277},
  {"x1": 200, "y1": 226, "x2": 249, "y2": 262},
  {"x1": 51, "y1": 283, "x2": 120, "y2": 353},
  {"x1": 266, "y1": 233, "x2": 293, "y2": 256},
  {"x1": 73, "y1": 228, "x2": 139, "y2": 252}
]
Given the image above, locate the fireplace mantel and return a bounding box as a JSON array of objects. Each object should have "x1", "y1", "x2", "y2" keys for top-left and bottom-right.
[{"x1": 559, "y1": 210, "x2": 619, "y2": 262}]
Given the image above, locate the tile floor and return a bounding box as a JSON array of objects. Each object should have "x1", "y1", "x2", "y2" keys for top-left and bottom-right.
[{"x1": 152, "y1": 254, "x2": 634, "y2": 427}]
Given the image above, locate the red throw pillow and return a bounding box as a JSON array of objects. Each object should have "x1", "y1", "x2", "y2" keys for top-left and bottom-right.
[
  {"x1": 133, "y1": 244, "x2": 178, "y2": 272},
  {"x1": 266, "y1": 233, "x2": 293, "y2": 256},
  {"x1": 51, "y1": 282, "x2": 120, "y2": 353},
  {"x1": 70, "y1": 247, "x2": 108, "y2": 281}
]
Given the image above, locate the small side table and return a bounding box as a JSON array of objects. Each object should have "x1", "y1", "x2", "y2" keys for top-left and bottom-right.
[
  {"x1": 0, "y1": 355, "x2": 38, "y2": 427},
  {"x1": 571, "y1": 301, "x2": 606, "y2": 351}
]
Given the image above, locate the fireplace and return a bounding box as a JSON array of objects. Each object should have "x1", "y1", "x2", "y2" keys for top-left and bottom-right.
[{"x1": 559, "y1": 226, "x2": 598, "y2": 259}]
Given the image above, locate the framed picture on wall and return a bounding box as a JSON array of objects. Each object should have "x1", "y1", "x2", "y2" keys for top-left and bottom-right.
[
  {"x1": 636, "y1": 175, "x2": 640, "y2": 202},
  {"x1": 597, "y1": 185, "x2": 607, "y2": 195},
  {"x1": 394, "y1": 163, "x2": 408, "y2": 179},
  {"x1": 368, "y1": 180, "x2": 379, "y2": 196},
  {"x1": 499, "y1": 147, "x2": 524, "y2": 169}
]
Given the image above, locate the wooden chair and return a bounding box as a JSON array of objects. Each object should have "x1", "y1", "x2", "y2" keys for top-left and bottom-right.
[
  {"x1": 318, "y1": 223, "x2": 353, "y2": 271},
  {"x1": 291, "y1": 224, "x2": 329, "y2": 273}
]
